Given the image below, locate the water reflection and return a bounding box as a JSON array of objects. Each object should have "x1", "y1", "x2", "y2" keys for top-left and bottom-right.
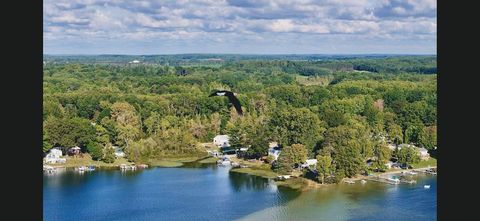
[{"x1": 228, "y1": 172, "x2": 272, "y2": 192}]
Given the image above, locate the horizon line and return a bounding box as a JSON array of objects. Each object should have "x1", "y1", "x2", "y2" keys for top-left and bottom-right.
[{"x1": 44, "y1": 53, "x2": 437, "y2": 56}]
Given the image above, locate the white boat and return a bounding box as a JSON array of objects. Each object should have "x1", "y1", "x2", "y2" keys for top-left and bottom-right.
[
  {"x1": 408, "y1": 171, "x2": 418, "y2": 175},
  {"x1": 360, "y1": 180, "x2": 367, "y2": 184},
  {"x1": 344, "y1": 180, "x2": 355, "y2": 184},
  {"x1": 424, "y1": 185, "x2": 431, "y2": 189}
]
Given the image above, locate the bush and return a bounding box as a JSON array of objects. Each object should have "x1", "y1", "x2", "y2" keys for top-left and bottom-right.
[{"x1": 86, "y1": 141, "x2": 103, "y2": 161}]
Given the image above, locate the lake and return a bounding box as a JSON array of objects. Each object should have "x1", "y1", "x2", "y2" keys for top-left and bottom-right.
[{"x1": 44, "y1": 163, "x2": 436, "y2": 221}]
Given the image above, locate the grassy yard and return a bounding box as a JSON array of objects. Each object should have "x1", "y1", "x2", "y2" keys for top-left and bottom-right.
[
  {"x1": 198, "y1": 157, "x2": 218, "y2": 164},
  {"x1": 45, "y1": 154, "x2": 132, "y2": 168},
  {"x1": 147, "y1": 159, "x2": 184, "y2": 167},
  {"x1": 411, "y1": 158, "x2": 437, "y2": 169},
  {"x1": 275, "y1": 178, "x2": 309, "y2": 190},
  {"x1": 230, "y1": 167, "x2": 279, "y2": 179}
]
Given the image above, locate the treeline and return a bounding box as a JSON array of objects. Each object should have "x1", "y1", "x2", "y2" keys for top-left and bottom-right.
[{"x1": 43, "y1": 56, "x2": 436, "y2": 182}]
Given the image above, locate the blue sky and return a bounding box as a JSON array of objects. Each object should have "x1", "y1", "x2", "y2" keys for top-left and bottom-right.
[{"x1": 43, "y1": 0, "x2": 436, "y2": 55}]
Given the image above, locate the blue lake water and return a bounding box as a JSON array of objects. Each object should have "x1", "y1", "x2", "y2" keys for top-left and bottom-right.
[{"x1": 44, "y1": 164, "x2": 436, "y2": 221}]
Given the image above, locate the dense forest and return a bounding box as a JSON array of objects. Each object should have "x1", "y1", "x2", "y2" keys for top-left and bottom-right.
[{"x1": 43, "y1": 55, "x2": 437, "y2": 183}]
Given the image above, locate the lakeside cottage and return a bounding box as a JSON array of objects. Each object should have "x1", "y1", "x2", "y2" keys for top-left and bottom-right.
[
  {"x1": 418, "y1": 147, "x2": 430, "y2": 160},
  {"x1": 213, "y1": 135, "x2": 230, "y2": 148},
  {"x1": 268, "y1": 142, "x2": 281, "y2": 160},
  {"x1": 301, "y1": 159, "x2": 318, "y2": 168},
  {"x1": 67, "y1": 146, "x2": 81, "y2": 156},
  {"x1": 44, "y1": 147, "x2": 66, "y2": 164},
  {"x1": 113, "y1": 146, "x2": 125, "y2": 158}
]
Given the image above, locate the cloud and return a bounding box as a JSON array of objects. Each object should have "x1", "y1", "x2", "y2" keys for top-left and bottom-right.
[{"x1": 43, "y1": 0, "x2": 436, "y2": 54}]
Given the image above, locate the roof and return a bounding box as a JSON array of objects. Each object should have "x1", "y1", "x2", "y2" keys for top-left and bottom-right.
[
  {"x1": 214, "y1": 135, "x2": 229, "y2": 140},
  {"x1": 70, "y1": 146, "x2": 81, "y2": 150},
  {"x1": 305, "y1": 159, "x2": 317, "y2": 165}
]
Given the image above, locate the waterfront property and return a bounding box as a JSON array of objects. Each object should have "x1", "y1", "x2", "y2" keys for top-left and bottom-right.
[
  {"x1": 213, "y1": 135, "x2": 230, "y2": 148},
  {"x1": 267, "y1": 142, "x2": 281, "y2": 160},
  {"x1": 301, "y1": 159, "x2": 318, "y2": 169},
  {"x1": 67, "y1": 146, "x2": 81, "y2": 156},
  {"x1": 44, "y1": 147, "x2": 66, "y2": 164},
  {"x1": 113, "y1": 146, "x2": 125, "y2": 158}
]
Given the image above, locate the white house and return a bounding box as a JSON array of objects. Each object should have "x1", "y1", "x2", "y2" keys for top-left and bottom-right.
[
  {"x1": 213, "y1": 135, "x2": 230, "y2": 148},
  {"x1": 44, "y1": 147, "x2": 66, "y2": 164},
  {"x1": 387, "y1": 144, "x2": 397, "y2": 151},
  {"x1": 301, "y1": 159, "x2": 318, "y2": 168},
  {"x1": 268, "y1": 142, "x2": 281, "y2": 160},
  {"x1": 417, "y1": 147, "x2": 430, "y2": 160},
  {"x1": 113, "y1": 146, "x2": 125, "y2": 158}
]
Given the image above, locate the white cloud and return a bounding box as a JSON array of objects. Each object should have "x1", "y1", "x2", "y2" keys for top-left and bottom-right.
[{"x1": 43, "y1": 0, "x2": 437, "y2": 54}]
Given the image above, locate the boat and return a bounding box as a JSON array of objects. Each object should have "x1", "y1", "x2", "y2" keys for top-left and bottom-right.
[
  {"x1": 360, "y1": 180, "x2": 367, "y2": 184},
  {"x1": 76, "y1": 166, "x2": 87, "y2": 172},
  {"x1": 424, "y1": 185, "x2": 431, "y2": 189},
  {"x1": 43, "y1": 165, "x2": 56, "y2": 173},
  {"x1": 344, "y1": 180, "x2": 355, "y2": 184},
  {"x1": 408, "y1": 171, "x2": 418, "y2": 175}
]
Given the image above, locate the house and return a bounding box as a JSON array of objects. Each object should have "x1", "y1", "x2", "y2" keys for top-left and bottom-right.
[
  {"x1": 67, "y1": 146, "x2": 81, "y2": 156},
  {"x1": 385, "y1": 161, "x2": 402, "y2": 169},
  {"x1": 213, "y1": 135, "x2": 230, "y2": 148},
  {"x1": 301, "y1": 159, "x2": 318, "y2": 168},
  {"x1": 44, "y1": 147, "x2": 66, "y2": 164},
  {"x1": 268, "y1": 142, "x2": 281, "y2": 160},
  {"x1": 113, "y1": 146, "x2": 125, "y2": 158},
  {"x1": 417, "y1": 147, "x2": 430, "y2": 160},
  {"x1": 387, "y1": 144, "x2": 397, "y2": 151},
  {"x1": 129, "y1": 60, "x2": 140, "y2": 64}
]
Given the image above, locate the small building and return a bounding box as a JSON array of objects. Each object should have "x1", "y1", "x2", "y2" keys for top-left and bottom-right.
[
  {"x1": 387, "y1": 144, "x2": 397, "y2": 151},
  {"x1": 44, "y1": 147, "x2": 66, "y2": 164},
  {"x1": 417, "y1": 147, "x2": 430, "y2": 160},
  {"x1": 268, "y1": 142, "x2": 281, "y2": 160},
  {"x1": 129, "y1": 60, "x2": 140, "y2": 64},
  {"x1": 213, "y1": 135, "x2": 230, "y2": 148},
  {"x1": 67, "y1": 146, "x2": 81, "y2": 156},
  {"x1": 301, "y1": 159, "x2": 318, "y2": 168},
  {"x1": 113, "y1": 146, "x2": 125, "y2": 158}
]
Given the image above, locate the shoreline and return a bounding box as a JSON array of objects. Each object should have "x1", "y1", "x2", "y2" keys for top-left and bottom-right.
[{"x1": 45, "y1": 155, "x2": 436, "y2": 191}]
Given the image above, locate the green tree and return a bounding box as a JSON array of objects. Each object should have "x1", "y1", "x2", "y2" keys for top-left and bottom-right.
[
  {"x1": 102, "y1": 143, "x2": 116, "y2": 163},
  {"x1": 419, "y1": 126, "x2": 437, "y2": 150},
  {"x1": 387, "y1": 123, "x2": 403, "y2": 144},
  {"x1": 316, "y1": 154, "x2": 333, "y2": 183},
  {"x1": 373, "y1": 143, "x2": 392, "y2": 171},
  {"x1": 86, "y1": 141, "x2": 103, "y2": 161},
  {"x1": 397, "y1": 146, "x2": 420, "y2": 167}
]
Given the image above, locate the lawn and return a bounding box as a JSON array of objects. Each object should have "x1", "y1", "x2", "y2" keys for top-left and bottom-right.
[
  {"x1": 46, "y1": 154, "x2": 132, "y2": 168},
  {"x1": 411, "y1": 158, "x2": 437, "y2": 169},
  {"x1": 230, "y1": 167, "x2": 279, "y2": 179}
]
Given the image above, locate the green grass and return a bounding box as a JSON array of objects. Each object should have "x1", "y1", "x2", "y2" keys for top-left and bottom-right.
[
  {"x1": 45, "y1": 154, "x2": 132, "y2": 168},
  {"x1": 230, "y1": 167, "x2": 279, "y2": 179},
  {"x1": 147, "y1": 159, "x2": 184, "y2": 167},
  {"x1": 275, "y1": 178, "x2": 308, "y2": 190},
  {"x1": 198, "y1": 157, "x2": 218, "y2": 164},
  {"x1": 411, "y1": 158, "x2": 437, "y2": 169}
]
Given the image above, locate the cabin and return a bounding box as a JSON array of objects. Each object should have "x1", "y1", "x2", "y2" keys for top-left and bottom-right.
[
  {"x1": 268, "y1": 142, "x2": 281, "y2": 160},
  {"x1": 67, "y1": 146, "x2": 81, "y2": 156},
  {"x1": 417, "y1": 147, "x2": 430, "y2": 160},
  {"x1": 44, "y1": 147, "x2": 66, "y2": 164},
  {"x1": 301, "y1": 159, "x2": 318, "y2": 169},
  {"x1": 387, "y1": 144, "x2": 397, "y2": 151},
  {"x1": 213, "y1": 135, "x2": 230, "y2": 148},
  {"x1": 113, "y1": 146, "x2": 125, "y2": 158}
]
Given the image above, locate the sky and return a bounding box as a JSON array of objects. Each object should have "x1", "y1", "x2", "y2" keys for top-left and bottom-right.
[{"x1": 43, "y1": 0, "x2": 437, "y2": 55}]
